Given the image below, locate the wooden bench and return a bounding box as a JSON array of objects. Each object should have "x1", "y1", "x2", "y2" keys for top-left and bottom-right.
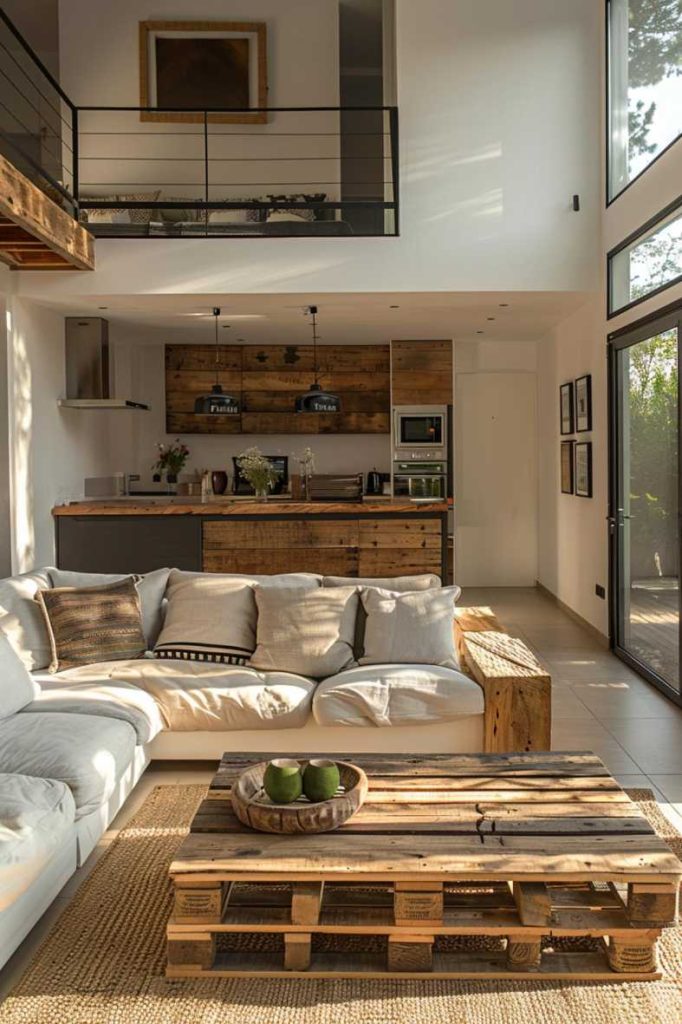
[{"x1": 454, "y1": 607, "x2": 551, "y2": 753}]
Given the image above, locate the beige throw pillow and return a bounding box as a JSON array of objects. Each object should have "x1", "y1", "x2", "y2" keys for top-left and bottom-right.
[
  {"x1": 250, "y1": 586, "x2": 359, "y2": 679},
  {"x1": 360, "y1": 586, "x2": 461, "y2": 669},
  {"x1": 154, "y1": 571, "x2": 257, "y2": 665}
]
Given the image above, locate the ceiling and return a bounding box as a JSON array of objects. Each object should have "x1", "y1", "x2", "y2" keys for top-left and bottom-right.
[{"x1": 38, "y1": 291, "x2": 591, "y2": 345}]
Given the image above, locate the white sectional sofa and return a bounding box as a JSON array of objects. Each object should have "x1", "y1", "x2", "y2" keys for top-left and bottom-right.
[{"x1": 0, "y1": 565, "x2": 485, "y2": 969}]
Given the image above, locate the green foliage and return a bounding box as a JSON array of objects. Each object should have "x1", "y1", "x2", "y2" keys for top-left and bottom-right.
[
  {"x1": 626, "y1": 0, "x2": 682, "y2": 157},
  {"x1": 627, "y1": 332, "x2": 678, "y2": 575}
]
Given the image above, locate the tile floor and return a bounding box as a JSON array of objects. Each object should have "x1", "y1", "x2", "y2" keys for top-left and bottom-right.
[{"x1": 2, "y1": 585, "x2": 682, "y2": 999}]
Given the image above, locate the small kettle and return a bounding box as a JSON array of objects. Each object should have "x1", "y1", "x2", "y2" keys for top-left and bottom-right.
[{"x1": 366, "y1": 468, "x2": 381, "y2": 495}]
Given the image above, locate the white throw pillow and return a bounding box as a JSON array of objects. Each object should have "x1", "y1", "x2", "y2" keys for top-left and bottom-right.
[
  {"x1": 360, "y1": 586, "x2": 461, "y2": 669},
  {"x1": 0, "y1": 569, "x2": 53, "y2": 670},
  {"x1": 154, "y1": 571, "x2": 257, "y2": 665},
  {"x1": 0, "y1": 629, "x2": 40, "y2": 719},
  {"x1": 250, "y1": 586, "x2": 359, "y2": 679}
]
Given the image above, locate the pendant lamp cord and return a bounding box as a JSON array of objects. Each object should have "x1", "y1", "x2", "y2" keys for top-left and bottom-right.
[
  {"x1": 213, "y1": 306, "x2": 221, "y2": 386},
  {"x1": 309, "y1": 304, "x2": 319, "y2": 380}
]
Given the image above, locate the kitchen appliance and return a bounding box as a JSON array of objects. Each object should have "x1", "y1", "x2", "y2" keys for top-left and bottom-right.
[
  {"x1": 60, "y1": 317, "x2": 149, "y2": 410},
  {"x1": 393, "y1": 461, "x2": 447, "y2": 499},
  {"x1": 232, "y1": 456, "x2": 289, "y2": 496},
  {"x1": 393, "y1": 405, "x2": 447, "y2": 458},
  {"x1": 366, "y1": 468, "x2": 382, "y2": 495},
  {"x1": 308, "y1": 474, "x2": 363, "y2": 502}
]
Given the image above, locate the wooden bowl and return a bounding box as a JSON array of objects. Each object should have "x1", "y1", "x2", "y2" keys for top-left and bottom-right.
[{"x1": 230, "y1": 760, "x2": 368, "y2": 834}]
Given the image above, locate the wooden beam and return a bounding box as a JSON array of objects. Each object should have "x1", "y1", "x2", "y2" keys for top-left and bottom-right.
[{"x1": 0, "y1": 154, "x2": 94, "y2": 271}]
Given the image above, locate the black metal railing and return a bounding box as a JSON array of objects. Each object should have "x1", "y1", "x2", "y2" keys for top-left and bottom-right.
[
  {"x1": 0, "y1": 8, "x2": 399, "y2": 238},
  {"x1": 75, "y1": 105, "x2": 398, "y2": 237},
  {"x1": 0, "y1": 8, "x2": 78, "y2": 216}
]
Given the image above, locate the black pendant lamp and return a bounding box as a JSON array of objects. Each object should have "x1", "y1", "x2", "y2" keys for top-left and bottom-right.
[
  {"x1": 193, "y1": 307, "x2": 240, "y2": 415},
  {"x1": 295, "y1": 305, "x2": 341, "y2": 413}
]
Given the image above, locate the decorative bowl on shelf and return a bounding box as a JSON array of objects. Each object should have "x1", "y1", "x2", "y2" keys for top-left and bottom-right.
[{"x1": 230, "y1": 759, "x2": 368, "y2": 834}]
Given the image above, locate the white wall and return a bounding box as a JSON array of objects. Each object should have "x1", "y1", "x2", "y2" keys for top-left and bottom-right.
[
  {"x1": 536, "y1": 299, "x2": 608, "y2": 634},
  {"x1": 454, "y1": 339, "x2": 538, "y2": 586},
  {"x1": 18, "y1": 0, "x2": 601, "y2": 303},
  {"x1": 0, "y1": 271, "x2": 12, "y2": 577},
  {"x1": 4, "y1": 297, "x2": 120, "y2": 570},
  {"x1": 109, "y1": 326, "x2": 392, "y2": 483}
]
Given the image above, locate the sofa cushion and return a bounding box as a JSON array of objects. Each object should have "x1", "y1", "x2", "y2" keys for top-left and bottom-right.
[
  {"x1": 48, "y1": 568, "x2": 171, "y2": 648},
  {"x1": 360, "y1": 586, "x2": 461, "y2": 669},
  {"x1": 0, "y1": 630, "x2": 40, "y2": 719},
  {"x1": 323, "y1": 574, "x2": 441, "y2": 591},
  {"x1": 0, "y1": 773, "x2": 76, "y2": 911},
  {"x1": 0, "y1": 712, "x2": 137, "y2": 817},
  {"x1": 250, "y1": 586, "x2": 358, "y2": 679},
  {"x1": 323, "y1": 573, "x2": 447, "y2": 658},
  {"x1": 84, "y1": 659, "x2": 315, "y2": 731},
  {"x1": 36, "y1": 578, "x2": 146, "y2": 672},
  {"x1": 25, "y1": 663, "x2": 164, "y2": 744},
  {"x1": 0, "y1": 568, "x2": 53, "y2": 670},
  {"x1": 154, "y1": 571, "x2": 257, "y2": 665},
  {"x1": 313, "y1": 664, "x2": 484, "y2": 728}
]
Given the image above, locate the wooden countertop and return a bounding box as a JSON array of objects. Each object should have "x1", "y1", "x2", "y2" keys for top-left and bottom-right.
[{"x1": 52, "y1": 499, "x2": 450, "y2": 517}]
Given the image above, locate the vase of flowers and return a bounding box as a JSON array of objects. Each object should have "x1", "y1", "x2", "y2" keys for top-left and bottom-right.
[
  {"x1": 153, "y1": 439, "x2": 190, "y2": 485},
  {"x1": 236, "y1": 446, "x2": 281, "y2": 501},
  {"x1": 296, "y1": 446, "x2": 315, "y2": 501}
]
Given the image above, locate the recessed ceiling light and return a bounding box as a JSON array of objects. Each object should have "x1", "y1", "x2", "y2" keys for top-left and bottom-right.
[
  {"x1": 487, "y1": 317, "x2": 496, "y2": 321},
  {"x1": 98, "y1": 306, "x2": 108, "y2": 310},
  {"x1": 389, "y1": 305, "x2": 400, "y2": 309},
  {"x1": 476, "y1": 330, "x2": 484, "y2": 334},
  {"x1": 499, "y1": 303, "x2": 509, "y2": 307}
]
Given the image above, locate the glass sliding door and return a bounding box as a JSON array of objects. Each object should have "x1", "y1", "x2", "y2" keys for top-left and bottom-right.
[{"x1": 610, "y1": 308, "x2": 681, "y2": 697}]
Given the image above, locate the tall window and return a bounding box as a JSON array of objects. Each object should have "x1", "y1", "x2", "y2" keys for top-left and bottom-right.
[{"x1": 608, "y1": 0, "x2": 682, "y2": 201}]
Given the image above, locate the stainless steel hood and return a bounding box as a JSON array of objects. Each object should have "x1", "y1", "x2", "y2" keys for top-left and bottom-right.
[{"x1": 61, "y1": 317, "x2": 149, "y2": 410}]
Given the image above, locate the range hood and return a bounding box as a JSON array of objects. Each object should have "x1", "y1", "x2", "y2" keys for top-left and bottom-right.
[{"x1": 59, "y1": 317, "x2": 149, "y2": 410}]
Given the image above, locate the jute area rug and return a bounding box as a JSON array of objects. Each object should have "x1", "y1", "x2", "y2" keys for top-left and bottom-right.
[{"x1": 1, "y1": 786, "x2": 681, "y2": 1024}]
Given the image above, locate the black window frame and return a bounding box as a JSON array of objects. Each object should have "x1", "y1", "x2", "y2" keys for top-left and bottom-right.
[
  {"x1": 607, "y1": 192, "x2": 682, "y2": 319},
  {"x1": 605, "y1": 0, "x2": 682, "y2": 207}
]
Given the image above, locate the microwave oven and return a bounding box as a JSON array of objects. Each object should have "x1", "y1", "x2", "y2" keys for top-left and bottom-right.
[{"x1": 393, "y1": 405, "x2": 448, "y2": 456}]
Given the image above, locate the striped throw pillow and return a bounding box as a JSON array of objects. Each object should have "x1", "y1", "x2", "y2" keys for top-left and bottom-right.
[
  {"x1": 153, "y1": 571, "x2": 257, "y2": 665},
  {"x1": 36, "y1": 578, "x2": 146, "y2": 673}
]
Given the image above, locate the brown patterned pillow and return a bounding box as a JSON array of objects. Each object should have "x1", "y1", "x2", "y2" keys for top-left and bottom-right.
[{"x1": 35, "y1": 578, "x2": 146, "y2": 673}]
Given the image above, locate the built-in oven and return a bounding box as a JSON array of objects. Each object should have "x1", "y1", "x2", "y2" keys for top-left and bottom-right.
[
  {"x1": 393, "y1": 405, "x2": 447, "y2": 455},
  {"x1": 393, "y1": 461, "x2": 447, "y2": 499}
]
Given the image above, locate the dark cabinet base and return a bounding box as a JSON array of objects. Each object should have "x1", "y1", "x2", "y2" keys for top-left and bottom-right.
[{"x1": 56, "y1": 516, "x2": 202, "y2": 574}]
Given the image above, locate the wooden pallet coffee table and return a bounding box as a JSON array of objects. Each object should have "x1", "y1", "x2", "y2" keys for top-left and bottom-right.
[{"x1": 167, "y1": 751, "x2": 682, "y2": 981}]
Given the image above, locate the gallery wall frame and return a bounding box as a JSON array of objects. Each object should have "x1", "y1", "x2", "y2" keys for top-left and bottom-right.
[
  {"x1": 575, "y1": 441, "x2": 593, "y2": 498},
  {"x1": 560, "y1": 381, "x2": 574, "y2": 435},
  {"x1": 575, "y1": 374, "x2": 593, "y2": 432},
  {"x1": 560, "y1": 440, "x2": 575, "y2": 494},
  {"x1": 139, "y1": 21, "x2": 268, "y2": 124}
]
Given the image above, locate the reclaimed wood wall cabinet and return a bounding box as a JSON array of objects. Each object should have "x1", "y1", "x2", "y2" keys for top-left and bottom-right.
[
  {"x1": 391, "y1": 340, "x2": 453, "y2": 405},
  {"x1": 165, "y1": 343, "x2": 390, "y2": 435}
]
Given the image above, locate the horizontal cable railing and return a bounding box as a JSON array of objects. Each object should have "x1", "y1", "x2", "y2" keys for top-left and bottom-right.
[
  {"x1": 75, "y1": 106, "x2": 399, "y2": 237},
  {"x1": 0, "y1": 8, "x2": 77, "y2": 215},
  {"x1": 0, "y1": 10, "x2": 399, "y2": 238}
]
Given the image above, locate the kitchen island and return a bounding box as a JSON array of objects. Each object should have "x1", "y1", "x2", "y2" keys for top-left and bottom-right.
[{"x1": 52, "y1": 499, "x2": 449, "y2": 579}]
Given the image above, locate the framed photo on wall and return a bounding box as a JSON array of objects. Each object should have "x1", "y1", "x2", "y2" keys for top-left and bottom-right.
[
  {"x1": 575, "y1": 374, "x2": 592, "y2": 432},
  {"x1": 139, "y1": 21, "x2": 268, "y2": 124},
  {"x1": 560, "y1": 440, "x2": 574, "y2": 494},
  {"x1": 575, "y1": 441, "x2": 593, "y2": 498},
  {"x1": 560, "y1": 382, "x2": 574, "y2": 435}
]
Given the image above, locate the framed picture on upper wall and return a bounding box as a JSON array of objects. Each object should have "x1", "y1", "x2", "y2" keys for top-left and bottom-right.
[
  {"x1": 560, "y1": 382, "x2": 574, "y2": 435},
  {"x1": 575, "y1": 374, "x2": 592, "y2": 432},
  {"x1": 560, "y1": 440, "x2": 574, "y2": 494},
  {"x1": 575, "y1": 441, "x2": 593, "y2": 498},
  {"x1": 139, "y1": 21, "x2": 268, "y2": 124}
]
